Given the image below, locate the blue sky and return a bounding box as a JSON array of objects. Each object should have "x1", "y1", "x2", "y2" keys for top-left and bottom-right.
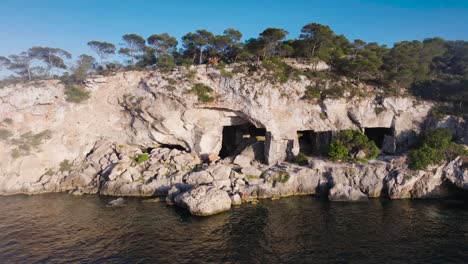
[{"x1": 0, "y1": 0, "x2": 467, "y2": 59}]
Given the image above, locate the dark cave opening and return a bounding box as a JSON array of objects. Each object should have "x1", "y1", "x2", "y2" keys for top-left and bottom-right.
[
  {"x1": 298, "y1": 130, "x2": 332, "y2": 156},
  {"x1": 157, "y1": 144, "x2": 187, "y2": 152},
  {"x1": 364, "y1": 127, "x2": 393, "y2": 148},
  {"x1": 219, "y1": 123, "x2": 266, "y2": 159}
]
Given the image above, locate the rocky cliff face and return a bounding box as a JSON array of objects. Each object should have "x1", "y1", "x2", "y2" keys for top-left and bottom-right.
[{"x1": 0, "y1": 64, "x2": 467, "y2": 215}]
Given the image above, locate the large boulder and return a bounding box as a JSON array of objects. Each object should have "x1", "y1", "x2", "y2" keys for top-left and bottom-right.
[
  {"x1": 328, "y1": 184, "x2": 368, "y2": 201},
  {"x1": 174, "y1": 185, "x2": 231, "y2": 216},
  {"x1": 444, "y1": 157, "x2": 468, "y2": 190}
]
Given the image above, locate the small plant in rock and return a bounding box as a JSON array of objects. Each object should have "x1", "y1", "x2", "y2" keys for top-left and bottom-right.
[
  {"x1": 44, "y1": 168, "x2": 56, "y2": 176},
  {"x1": 64, "y1": 86, "x2": 91, "y2": 103},
  {"x1": 186, "y1": 69, "x2": 197, "y2": 80},
  {"x1": 374, "y1": 106, "x2": 385, "y2": 115},
  {"x1": 2, "y1": 118, "x2": 13, "y2": 125},
  {"x1": 319, "y1": 112, "x2": 327, "y2": 120},
  {"x1": 328, "y1": 130, "x2": 379, "y2": 162},
  {"x1": 245, "y1": 175, "x2": 259, "y2": 180},
  {"x1": 189, "y1": 83, "x2": 215, "y2": 103},
  {"x1": 134, "y1": 153, "x2": 149, "y2": 164},
  {"x1": 59, "y1": 159, "x2": 74, "y2": 172},
  {"x1": 304, "y1": 85, "x2": 321, "y2": 99},
  {"x1": 11, "y1": 149, "x2": 21, "y2": 159},
  {"x1": 293, "y1": 152, "x2": 309, "y2": 166},
  {"x1": 0, "y1": 129, "x2": 13, "y2": 140},
  {"x1": 276, "y1": 171, "x2": 290, "y2": 183},
  {"x1": 9, "y1": 130, "x2": 52, "y2": 157}
]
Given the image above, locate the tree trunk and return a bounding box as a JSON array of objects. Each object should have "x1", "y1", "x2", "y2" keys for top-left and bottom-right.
[
  {"x1": 192, "y1": 52, "x2": 197, "y2": 64},
  {"x1": 27, "y1": 66, "x2": 31, "y2": 81},
  {"x1": 199, "y1": 47, "x2": 203, "y2": 65},
  {"x1": 311, "y1": 45, "x2": 317, "y2": 57}
]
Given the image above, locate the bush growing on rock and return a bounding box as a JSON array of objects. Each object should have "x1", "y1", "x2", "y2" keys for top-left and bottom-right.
[
  {"x1": 156, "y1": 54, "x2": 176, "y2": 72},
  {"x1": 409, "y1": 128, "x2": 468, "y2": 170},
  {"x1": 59, "y1": 159, "x2": 73, "y2": 172},
  {"x1": 293, "y1": 152, "x2": 309, "y2": 166},
  {"x1": 303, "y1": 85, "x2": 321, "y2": 99},
  {"x1": 133, "y1": 153, "x2": 149, "y2": 165},
  {"x1": 328, "y1": 130, "x2": 379, "y2": 162},
  {"x1": 64, "y1": 86, "x2": 91, "y2": 103},
  {"x1": 189, "y1": 83, "x2": 215, "y2": 103},
  {"x1": 0, "y1": 129, "x2": 13, "y2": 140}
]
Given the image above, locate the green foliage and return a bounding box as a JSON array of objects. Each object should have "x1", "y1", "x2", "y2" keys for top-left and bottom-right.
[
  {"x1": 319, "y1": 112, "x2": 327, "y2": 120},
  {"x1": 156, "y1": 54, "x2": 176, "y2": 71},
  {"x1": 189, "y1": 83, "x2": 215, "y2": 103},
  {"x1": 409, "y1": 128, "x2": 468, "y2": 170},
  {"x1": 44, "y1": 168, "x2": 56, "y2": 176},
  {"x1": 10, "y1": 130, "x2": 52, "y2": 157},
  {"x1": 245, "y1": 175, "x2": 259, "y2": 180},
  {"x1": 304, "y1": 85, "x2": 321, "y2": 99},
  {"x1": 72, "y1": 54, "x2": 96, "y2": 82},
  {"x1": 1, "y1": 23, "x2": 466, "y2": 106},
  {"x1": 293, "y1": 152, "x2": 309, "y2": 166},
  {"x1": 374, "y1": 106, "x2": 385, "y2": 115},
  {"x1": 87, "y1": 41, "x2": 116, "y2": 64},
  {"x1": 11, "y1": 149, "x2": 21, "y2": 159},
  {"x1": 275, "y1": 171, "x2": 290, "y2": 183},
  {"x1": 261, "y1": 57, "x2": 300, "y2": 83},
  {"x1": 186, "y1": 69, "x2": 197, "y2": 80},
  {"x1": 119, "y1": 34, "x2": 146, "y2": 65},
  {"x1": 59, "y1": 159, "x2": 74, "y2": 172},
  {"x1": 328, "y1": 130, "x2": 379, "y2": 162},
  {"x1": 134, "y1": 153, "x2": 149, "y2": 164},
  {"x1": 64, "y1": 86, "x2": 91, "y2": 103},
  {"x1": 329, "y1": 142, "x2": 349, "y2": 162},
  {"x1": 147, "y1": 33, "x2": 178, "y2": 57},
  {"x1": 421, "y1": 127, "x2": 453, "y2": 149},
  {"x1": 322, "y1": 84, "x2": 346, "y2": 99}
]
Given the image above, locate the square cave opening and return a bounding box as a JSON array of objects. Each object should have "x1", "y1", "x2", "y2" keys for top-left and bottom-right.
[
  {"x1": 298, "y1": 130, "x2": 332, "y2": 156},
  {"x1": 364, "y1": 127, "x2": 393, "y2": 148},
  {"x1": 219, "y1": 123, "x2": 266, "y2": 160}
]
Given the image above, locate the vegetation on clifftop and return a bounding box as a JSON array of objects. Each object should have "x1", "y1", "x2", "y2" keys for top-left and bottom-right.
[{"x1": 0, "y1": 23, "x2": 466, "y2": 111}]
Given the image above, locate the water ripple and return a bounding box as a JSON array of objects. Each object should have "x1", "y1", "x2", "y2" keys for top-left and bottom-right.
[{"x1": 0, "y1": 194, "x2": 468, "y2": 263}]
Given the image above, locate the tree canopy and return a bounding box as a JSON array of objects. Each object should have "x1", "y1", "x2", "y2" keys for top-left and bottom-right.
[{"x1": 0, "y1": 22, "x2": 466, "y2": 111}]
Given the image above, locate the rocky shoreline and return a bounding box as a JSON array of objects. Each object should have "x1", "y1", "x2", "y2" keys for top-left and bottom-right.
[
  {"x1": 5, "y1": 139, "x2": 467, "y2": 216},
  {"x1": 1, "y1": 65, "x2": 467, "y2": 216}
]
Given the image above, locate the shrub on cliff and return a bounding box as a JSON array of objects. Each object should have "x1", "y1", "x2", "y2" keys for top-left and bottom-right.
[
  {"x1": 156, "y1": 54, "x2": 176, "y2": 72},
  {"x1": 409, "y1": 128, "x2": 467, "y2": 170},
  {"x1": 303, "y1": 85, "x2": 321, "y2": 99},
  {"x1": 328, "y1": 130, "x2": 379, "y2": 162},
  {"x1": 189, "y1": 83, "x2": 215, "y2": 103},
  {"x1": 64, "y1": 86, "x2": 91, "y2": 103}
]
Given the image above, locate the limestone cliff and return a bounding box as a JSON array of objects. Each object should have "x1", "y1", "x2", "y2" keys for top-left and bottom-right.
[{"x1": 0, "y1": 64, "x2": 467, "y2": 215}]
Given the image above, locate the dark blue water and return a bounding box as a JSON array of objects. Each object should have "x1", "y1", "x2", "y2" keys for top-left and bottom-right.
[{"x1": 0, "y1": 194, "x2": 467, "y2": 263}]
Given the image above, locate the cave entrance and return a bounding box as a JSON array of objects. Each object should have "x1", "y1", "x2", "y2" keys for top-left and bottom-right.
[
  {"x1": 219, "y1": 123, "x2": 266, "y2": 159},
  {"x1": 298, "y1": 130, "x2": 332, "y2": 156},
  {"x1": 364, "y1": 127, "x2": 393, "y2": 148}
]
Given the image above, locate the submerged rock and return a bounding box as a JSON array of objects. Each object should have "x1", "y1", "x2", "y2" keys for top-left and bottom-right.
[
  {"x1": 107, "y1": 197, "x2": 126, "y2": 207},
  {"x1": 328, "y1": 184, "x2": 368, "y2": 201}
]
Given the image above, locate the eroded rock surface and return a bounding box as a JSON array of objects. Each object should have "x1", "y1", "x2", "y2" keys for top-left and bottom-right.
[{"x1": 0, "y1": 66, "x2": 467, "y2": 216}]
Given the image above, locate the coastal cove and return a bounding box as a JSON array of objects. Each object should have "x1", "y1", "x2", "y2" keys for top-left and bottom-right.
[{"x1": 1, "y1": 193, "x2": 468, "y2": 263}]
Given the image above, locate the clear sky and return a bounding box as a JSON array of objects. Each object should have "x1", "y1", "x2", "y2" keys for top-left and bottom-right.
[{"x1": 1, "y1": 0, "x2": 467, "y2": 59}]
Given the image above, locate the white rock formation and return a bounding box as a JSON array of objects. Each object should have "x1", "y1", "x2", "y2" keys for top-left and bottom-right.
[
  {"x1": 174, "y1": 185, "x2": 232, "y2": 216},
  {"x1": 0, "y1": 64, "x2": 467, "y2": 216}
]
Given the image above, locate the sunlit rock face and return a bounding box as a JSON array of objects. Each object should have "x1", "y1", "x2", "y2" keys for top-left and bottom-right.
[{"x1": 0, "y1": 63, "x2": 455, "y2": 203}]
